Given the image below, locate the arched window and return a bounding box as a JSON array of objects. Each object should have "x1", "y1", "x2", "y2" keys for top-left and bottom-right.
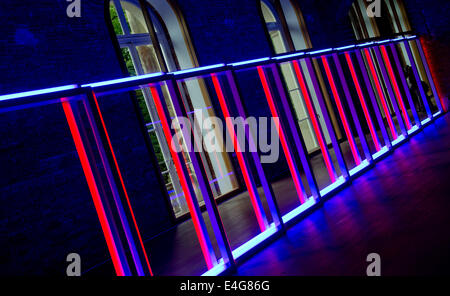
[
  {"x1": 108, "y1": 0, "x2": 239, "y2": 218},
  {"x1": 349, "y1": 0, "x2": 440, "y2": 119},
  {"x1": 260, "y1": 0, "x2": 312, "y2": 53},
  {"x1": 259, "y1": 0, "x2": 340, "y2": 153},
  {"x1": 349, "y1": 0, "x2": 412, "y2": 40}
]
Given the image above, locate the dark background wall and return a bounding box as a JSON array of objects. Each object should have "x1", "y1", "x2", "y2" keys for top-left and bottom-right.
[
  {"x1": 0, "y1": 0, "x2": 172, "y2": 275},
  {"x1": 403, "y1": 0, "x2": 450, "y2": 107},
  {"x1": 0, "y1": 0, "x2": 448, "y2": 275}
]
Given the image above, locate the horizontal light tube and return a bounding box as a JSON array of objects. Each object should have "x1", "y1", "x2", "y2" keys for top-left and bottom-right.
[
  {"x1": 0, "y1": 84, "x2": 78, "y2": 101},
  {"x1": 349, "y1": 159, "x2": 371, "y2": 176},
  {"x1": 230, "y1": 57, "x2": 270, "y2": 67},
  {"x1": 282, "y1": 198, "x2": 316, "y2": 224},
  {"x1": 372, "y1": 146, "x2": 389, "y2": 160},
  {"x1": 173, "y1": 64, "x2": 225, "y2": 76},
  {"x1": 319, "y1": 176, "x2": 346, "y2": 197},
  {"x1": 82, "y1": 72, "x2": 164, "y2": 88},
  {"x1": 232, "y1": 224, "x2": 278, "y2": 260}
]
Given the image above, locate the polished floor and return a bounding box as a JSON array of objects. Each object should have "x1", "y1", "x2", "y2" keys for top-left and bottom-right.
[
  {"x1": 235, "y1": 113, "x2": 450, "y2": 276},
  {"x1": 87, "y1": 112, "x2": 450, "y2": 276}
]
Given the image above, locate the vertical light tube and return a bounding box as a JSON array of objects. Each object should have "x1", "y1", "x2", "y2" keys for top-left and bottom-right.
[
  {"x1": 388, "y1": 43, "x2": 421, "y2": 127},
  {"x1": 373, "y1": 46, "x2": 408, "y2": 137},
  {"x1": 291, "y1": 60, "x2": 337, "y2": 182},
  {"x1": 269, "y1": 63, "x2": 320, "y2": 200},
  {"x1": 84, "y1": 93, "x2": 148, "y2": 276},
  {"x1": 333, "y1": 53, "x2": 372, "y2": 162},
  {"x1": 166, "y1": 79, "x2": 235, "y2": 270},
  {"x1": 257, "y1": 66, "x2": 307, "y2": 203},
  {"x1": 150, "y1": 85, "x2": 217, "y2": 269},
  {"x1": 354, "y1": 49, "x2": 392, "y2": 149},
  {"x1": 62, "y1": 99, "x2": 127, "y2": 276},
  {"x1": 321, "y1": 56, "x2": 361, "y2": 166},
  {"x1": 211, "y1": 74, "x2": 269, "y2": 232},
  {"x1": 363, "y1": 48, "x2": 398, "y2": 140},
  {"x1": 380, "y1": 45, "x2": 412, "y2": 130},
  {"x1": 345, "y1": 52, "x2": 381, "y2": 151},
  {"x1": 304, "y1": 58, "x2": 349, "y2": 180},
  {"x1": 225, "y1": 70, "x2": 284, "y2": 226}
]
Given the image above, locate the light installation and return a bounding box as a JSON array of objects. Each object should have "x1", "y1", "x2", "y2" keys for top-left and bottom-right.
[{"x1": 1, "y1": 35, "x2": 445, "y2": 277}]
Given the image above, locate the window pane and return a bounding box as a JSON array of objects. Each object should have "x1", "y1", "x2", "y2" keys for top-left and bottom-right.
[
  {"x1": 109, "y1": 2, "x2": 124, "y2": 35},
  {"x1": 121, "y1": 47, "x2": 137, "y2": 76},
  {"x1": 136, "y1": 45, "x2": 161, "y2": 73},
  {"x1": 120, "y1": 0, "x2": 149, "y2": 34}
]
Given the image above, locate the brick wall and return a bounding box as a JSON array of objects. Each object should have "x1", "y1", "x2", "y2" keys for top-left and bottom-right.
[
  {"x1": 0, "y1": 0, "x2": 448, "y2": 275},
  {"x1": 0, "y1": 0, "x2": 172, "y2": 275}
]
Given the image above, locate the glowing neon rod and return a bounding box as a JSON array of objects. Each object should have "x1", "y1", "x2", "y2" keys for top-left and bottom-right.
[
  {"x1": 372, "y1": 146, "x2": 389, "y2": 160},
  {"x1": 225, "y1": 69, "x2": 283, "y2": 227},
  {"x1": 201, "y1": 262, "x2": 227, "y2": 276},
  {"x1": 292, "y1": 60, "x2": 336, "y2": 182},
  {"x1": 166, "y1": 79, "x2": 234, "y2": 270},
  {"x1": 83, "y1": 73, "x2": 164, "y2": 88},
  {"x1": 232, "y1": 223, "x2": 278, "y2": 260},
  {"x1": 407, "y1": 125, "x2": 419, "y2": 135},
  {"x1": 421, "y1": 118, "x2": 431, "y2": 125},
  {"x1": 211, "y1": 74, "x2": 268, "y2": 231},
  {"x1": 380, "y1": 45, "x2": 412, "y2": 130},
  {"x1": 82, "y1": 102, "x2": 145, "y2": 276},
  {"x1": 310, "y1": 48, "x2": 332, "y2": 55},
  {"x1": 150, "y1": 86, "x2": 215, "y2": 269},
  {"x1": 282, "y1": 198, "x2": 316, "y2": 224},
  {"x1": 304, "y1": 57, "x2": 349, "y2": 180},
  {"x1": 335, "y1": 45, "x2": 356, "y2": 51},
  {"x1": 345, "y1": 52, "x2": 381, "y2": 151},
  {"x1": 358, "y1": 41, "x2": 375, "y2": 47},
  {"x1": 332, "y1": 53, "x2": 372, "y2": 162},
  {"x1": 62, "y1": 99, "x2": 127, "y2": 276},
  {"x1": 355, "y1": 50, "x2": 392, "y2": 149},
  {"x1": 349, "y1": 159, "x2": 371, "y2": 176},
  {"x1": 319, "y1": 176, "x2": 346, "y2": 197},
  {"x1": 257, "y1": 66, "x2": 306, "y2": 203},
  {"x1": 363, "y1": 48, "x2": 398, "y2": 140},
  {"x1": 321, "y1": 56, "x2": 361, "y2": 165},
  {"x1": 273, "y1": 52, "x2": 305, "y2": 60},
  {"x1": 173, "y1": 64, "x2": 225, "y2": 76},
  {"x1": 392, "y1": 134, "x2": 406, "y2": 146},
  {"x1": 90, "y1": 93, "x2": 153, "y2": 275},
  {"x1": 231, "y1": 57, "x2": 270, "y2": 67},
  {"x1": 0, "y1": 84, "x2": 77, "y2": 101},
  {"x1": 373, "y1": 46, "x2": 408, "y2": 137},
  {"x1": 268, "y1": 63, "x2": 320, "y2": 199}
]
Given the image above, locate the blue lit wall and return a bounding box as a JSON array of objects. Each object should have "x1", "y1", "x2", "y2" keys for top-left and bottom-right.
[{"x1": 0, "y1": 0, "x2": 448, "y2": 275}]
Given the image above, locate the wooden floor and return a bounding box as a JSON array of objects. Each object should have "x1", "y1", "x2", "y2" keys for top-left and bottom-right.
[
  {"x1": 235, "y1": 113, "x2": 450, "y2": 276},
  {"x1": 87, "y1": 112, "x2": 450, "y2": 276}
]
